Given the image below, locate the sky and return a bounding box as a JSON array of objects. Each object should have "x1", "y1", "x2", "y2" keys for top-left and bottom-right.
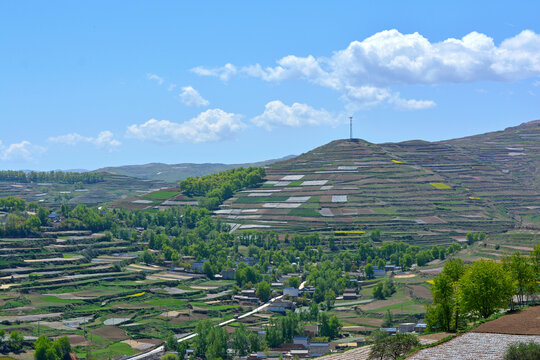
[{"x1": 1, "y1": 0, "x2": 539, "y2": 170}]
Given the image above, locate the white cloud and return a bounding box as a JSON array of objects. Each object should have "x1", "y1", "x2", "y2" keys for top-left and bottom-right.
[
  {"x1": 180, "y1": 86, "x2": 210, "y2": 107},
  {"x1": 194, "y1": 29, "x2": 540, "y2": 109},
  {"x1": 0, "y1": 140, "x2": 45, "y2": 162},
  {"x1": 191, "y1": 63, "x2": 237, "y2": 81},
  {"x1": 252, "y1": 100, "x2": 338, "y2": 130},
  {"x1": 147, "y1": 73, "x2": 164, "y2": 85},
  {"x1": 49, "y1": 131, "x2": 121, "y2": 151},
  {"x1": 168, "y1": 84, "x2": 177, "y2": 91},
  {"x1": 534, "y1": 80, "x2": 540, "y2": 87},
  {"x1": 126, "y1": 109, "x2": 245, "y2": 143}
]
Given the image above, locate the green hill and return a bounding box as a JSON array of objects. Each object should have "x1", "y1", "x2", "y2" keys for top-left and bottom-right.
[
  {"x1": 216, "y1": 120, "x2": 540, "y2": 244},
  {"x1": 96, "y1": 156, "x2": 294, "y2": 183}
]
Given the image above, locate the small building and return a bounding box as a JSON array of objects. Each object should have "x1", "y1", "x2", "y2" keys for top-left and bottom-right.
[
  {"x1": 301, "y1": 286, "x2": 315, "y2": 295},
  {"x1": 221, "y1": 268, "x2": 235, "y2": 280},
  {"x1": 399, "y1": 323, "x2": 416, "y2": 333},
  {"x1": 241, "y1": 289, "x2": 256, "y2": 297},
  {"x1": 192, "y1": 259, "x2": 209, "y2": 272},
  {"x1": 304, "y1": 324, "x2": 319, "y2": 337},
  {"x1": 293, "y1": 336, "x2": 309, "y2": 349},
  {"x1": 290, "y1": 349, "x2": 309, "y2": 358},
  {"x1": 268, "y1": 300, "x2": 295, "y2": 314},
  {"x1": 184, "y1": 349, "x2": 194, "y2": 359},
  {"x1": 343, "y1": 288, "x2": 358, "y2": 300},
  {"x1": 309, "y1": 343, "x2": 331, "y2": 357},
  {"x1": 372, "y1": 267, "x2": 386, "y2": 278},
  {"x1": 381, "y1": 327, "x2": 397, "y2": 335},
  {"x1": 385, "y1": 265, "x2": 401, "y2": 272},
  {"x1": 234, "y1": 295, "x2": 259, "y2": 304},
  {"x1": 415, "y1": 323, "x2": 427, "y2": 333},
  {"x1": 284, "y1": 287, "x2": 300, "y2": 297},
  {"x1": 48, "y1": 211, "x2": 61, "y2": 222}
]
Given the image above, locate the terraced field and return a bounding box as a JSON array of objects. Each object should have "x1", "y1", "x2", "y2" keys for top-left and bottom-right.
[{"x1": 216, "y1": 120, "x2": 540, "y2": 245}]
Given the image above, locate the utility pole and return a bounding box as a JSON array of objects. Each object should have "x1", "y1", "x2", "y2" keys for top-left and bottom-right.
[{"x1": 349, "y1": 116, "x2": 353, "y2": 140}]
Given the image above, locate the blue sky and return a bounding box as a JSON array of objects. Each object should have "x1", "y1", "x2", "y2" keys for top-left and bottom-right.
[{"x1": 1, "y1": 1, "x2": 539, "y2": 170}]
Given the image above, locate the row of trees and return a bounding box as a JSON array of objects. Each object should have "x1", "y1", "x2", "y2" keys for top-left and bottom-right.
[
  {"x1": 0, "y1": 329, "x2": 24, "y2": 353},
  {"x1": 179, "y1": 167, "x2": 266, "y2": 210},
  {"x1": 0, "y1": 170, "x2": 104, "y2": 184},
  {"x1": 426, "y1": 247, "x2": 540, "y2": 331},
  {"x1": 34, "y1": 336, "x2": 71, "y2": 360}
]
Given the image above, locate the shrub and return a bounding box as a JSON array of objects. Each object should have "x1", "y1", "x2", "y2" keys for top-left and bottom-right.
[{"x1": 504, "y1": 341, "x2": 540, "y2": 360}]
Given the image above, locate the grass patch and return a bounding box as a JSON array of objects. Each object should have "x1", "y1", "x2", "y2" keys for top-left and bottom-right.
[
  {"x1": 40, "y1": 296, "x2": 84, "y2": 304},
  {"x1": 288, "y1": 208, "x2": 322, "y2": 217}
]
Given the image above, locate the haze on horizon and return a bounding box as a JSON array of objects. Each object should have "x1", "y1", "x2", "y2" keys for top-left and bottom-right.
[{"x1": 1, "y1": 1, "x2": 539, "y2": 171}]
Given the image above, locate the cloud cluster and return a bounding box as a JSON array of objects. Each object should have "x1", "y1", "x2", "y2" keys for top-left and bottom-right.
[
  {"x1": 126, "y1": 109, "x2": 245, "y2": 143},
  {"x1": 193, "y1": 29, "x2": 540, "y2": 108},
  {"x1": 252, "y1": 101, "x2": 338, "y2": 129},
  {"x1": 0, "y1": 140, "x2": 45, "y2": 162},
  {"x1": 146, "y1": 73, "x2": 164, "y2": 85},
  {"x1": 49, "y1": 131, "x2": 121, "y2": 151},
  {"x1": 191, "y1": 63, "x2": 238, "y2": 81},
  {"x1": 180, "y1": 86, "x2": 210, "y2": 107}
]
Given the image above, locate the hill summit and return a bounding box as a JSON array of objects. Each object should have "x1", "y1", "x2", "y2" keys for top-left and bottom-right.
[{"x1": 216, "y1": 120, "x2": 540, "y2": 244}]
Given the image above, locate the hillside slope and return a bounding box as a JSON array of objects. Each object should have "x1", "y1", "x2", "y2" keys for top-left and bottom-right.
[
  {"x1": 216, "y1": 120, "x2": 540, "y2": 242},
  {"x1": 96, "y1": 155, "x2": 294, "y2": 183}
]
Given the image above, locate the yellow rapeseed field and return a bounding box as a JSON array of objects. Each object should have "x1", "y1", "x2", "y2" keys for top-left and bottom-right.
[
  {"x1": 127, "y1": 292, "x2": 145, "y2": 297},
  {"x1": 392, "y1": 160, "x2": 403, "y2": 163},
  {"x1": 429, "y1": 182, "x2": 452, "y2": 189}
]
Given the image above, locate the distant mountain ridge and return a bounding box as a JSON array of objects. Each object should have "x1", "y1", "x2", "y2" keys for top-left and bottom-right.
[{"x1": 96, "y1": 155, "x2": 295, "y2": 183}]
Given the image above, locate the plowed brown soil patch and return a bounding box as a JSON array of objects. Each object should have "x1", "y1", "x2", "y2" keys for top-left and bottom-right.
[
  {"x1": 90, "y1": 326, "x2": 128, "y2": 341},
  {"x1": 474, "y1": 306, "x2": 540, "y2": 335}
]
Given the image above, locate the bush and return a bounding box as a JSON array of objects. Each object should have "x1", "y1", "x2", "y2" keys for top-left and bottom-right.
[
  {"x1": 504, "y1": 341, "x2": 540, "y2": 360},
  {"x1": 368, "y1": 333, "x2": 420, "y2": 360}
]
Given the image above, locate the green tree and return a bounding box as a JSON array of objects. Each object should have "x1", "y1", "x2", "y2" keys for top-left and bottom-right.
[
  {"x1": 368, "y1": 333, "x2": 420, "y2": 360},
  {"x1": 256, "y1": 281, "x2": 272, "y2": 302},
  {"x1": 205, "y1": 326, "x2": 228, "y2": 360},
  {"x1": 193, "y1": 319, "x2": 213, "y2": 358},
  {"x1": 34, "y1": 335, "x2": 52, "y2": 360},
  {"x1": 459, "y1": 259, "x2": 515, "y2": 318},
  {"x1": 373, "y1": 282, "x2": 385, "y2": 300},
  {"x1": 203, "y1": 261, "x2": 214, "y2": 279},
  {"x1": 382, "y1": 278, "x2": 396, "y2": 298},
  {"x1": 365, "y1": 263, "x2": 374, "y2": 279},
  {"x1": 166, "y1": 332, "x2": 177, "y2": 352},
  {"x1": 382, "y1": 310, "x2": 394, "y2": 328},
  {"x1": 502, "y1": 252, "x2": 537, "y2": 306},
  {"x1": 426, "y1": 259, "x2": 465, "y2": 331},
  {"x1": 232, "y1": 324, "x2": 249, "y2": 356}
]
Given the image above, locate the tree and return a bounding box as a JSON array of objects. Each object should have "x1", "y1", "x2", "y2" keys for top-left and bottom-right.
[
  {"x1": 365, "y1": 263, "x2": 374, "y2": 279},
  {"x1": 8, "y1": 331, "x2": 24, "y2": 353},
  {"x1": 193, "y1": 319, "x2": 213, "y2": 358},
  {"x1": 232, "y1": 324, "x2": 249, "y2": 356},
  {"x1": 324, "y1": 289, "x2": 336, "y2": 309},
  {"x1": 373, "y1": 282, "x2": 385, "y2": 300},
  {"x1": 368, "y1": 333, "x2": 420, "y2": 360},
  {"x1": 382, "y1": 310, "x2": 394, "y2": 328},
  {"x1": 370, "y1": 229, "x2": 381, "y2": 242},
  {"x1": 256, "y1": 281, "x2": 272, "y2": 302},
  {"x1": 426, "y1": 259, "x2": 465, "y2": 331},
  {"x1": 166, "y1": 332, "x2": 177, "y2": 352},
  {"x1": 502, "y1": 252, "x2": 537, "y2": 306},
  {"x1": 459, "y1": 260, "x2": 515, "y2": 318},
  {"x1": 203, "y1": 261, "x2": 214, "y2": 279},
  {"x1": 248, "y1": 331, "x2": 262, "y2": 352},
  {"x1": 205, "y1": 326, "x2": 228, "y2": 360},
  {"x1": 34, "y1": 335, "x2": 52, "y2": 360},
  {"x1": 382, "y1": 278, "x2": 396, "y2": 298}
]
